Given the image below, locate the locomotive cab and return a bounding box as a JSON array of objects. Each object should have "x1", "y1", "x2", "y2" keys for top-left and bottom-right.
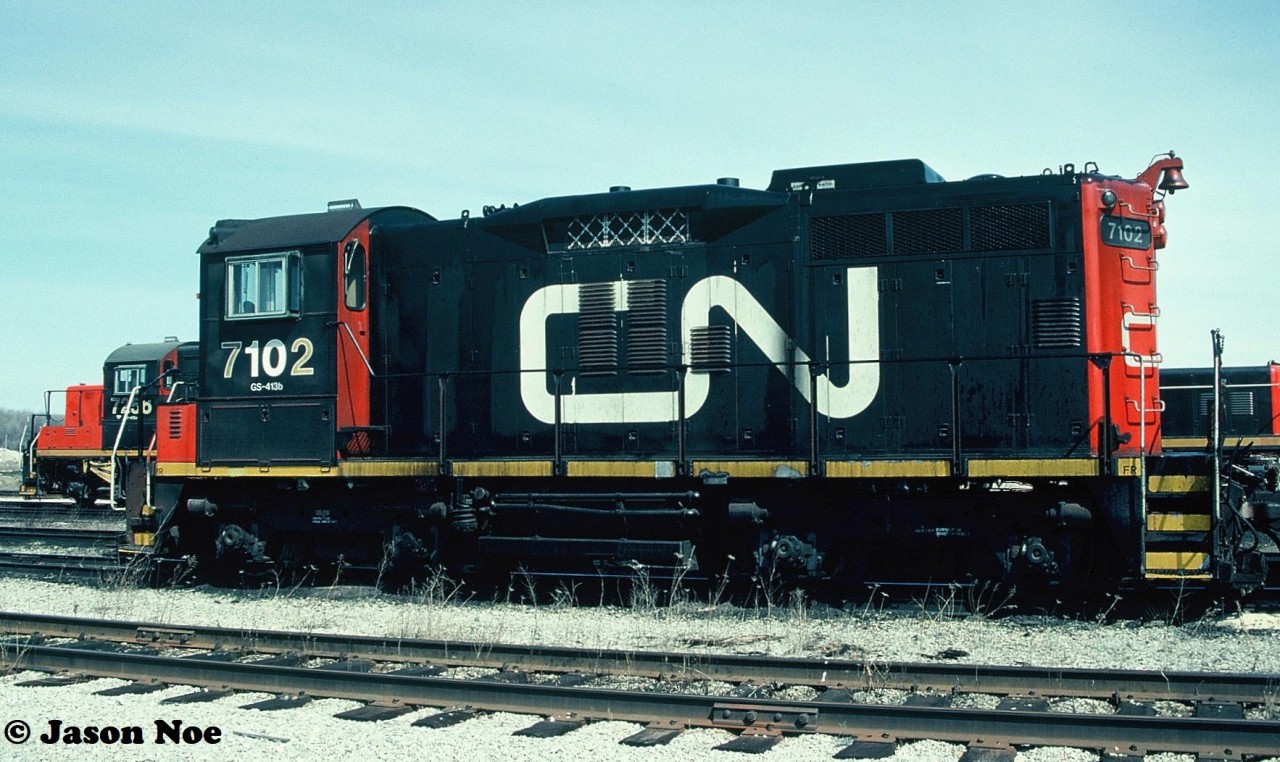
[
  {"x1": 101, "y1": 339, "x2": 193, "y2": 460},
  {"x1": 193, "y1": 205, "x2": 435, "y2": 468}
]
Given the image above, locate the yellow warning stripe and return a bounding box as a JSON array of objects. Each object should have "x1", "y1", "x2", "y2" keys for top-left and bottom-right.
[
  {"x1": 692, "y1": 461, "x2": 808, "y2": 478},
  {"x1": 29, "y1": 449, "x2": 112, "y2": 458},
  {"x1": 1160, "y1": 438, "x2": 1208, "y2": 449},
  {"x1": 147, "y1": 457, "x2": 1193, "y2": 488},
  {"x1": 826, "y1": 460, "x2": 951, "y2": 478},
  {"x1": 1145, "y1": 552, "x2": 1210, "y2": 573},
  {"x1": 1146, "y1": 513, "x2": 1212, "y2": 532},
  {"x1": 565, "y1": 461, "x2": 677, "y2": 478},
  {"x1": 452, "y1": 461, "x2": 553, "y2": 477},
  {"x1": 156, "y1": 461, "x2": 442, "y2": 478},
  {"x1": 1147, "y1": 475, "x2": 1211, "y2": 494},
  {"x1": 966, "y1": 459, "x2": 1099, "y2": 478},
  {"x1": 1164, "y1": 436, "x2": 1280, "y2": 449}
]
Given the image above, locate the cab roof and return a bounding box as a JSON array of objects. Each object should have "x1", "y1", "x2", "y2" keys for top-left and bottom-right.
[
  {"x1": 197, "y1": 206, "x2": 435, "y2": 255},
  {"x1": 104, "y1": 340, "x2": 195, "y2": 366}
]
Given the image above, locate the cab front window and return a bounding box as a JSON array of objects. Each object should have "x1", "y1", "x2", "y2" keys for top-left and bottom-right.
[
  {"x1": 113, "y1": 365, "x2": 146, "y2": 395},
  {"x1": 227, "y1": 252, "x2": 301, "y2": 319}
]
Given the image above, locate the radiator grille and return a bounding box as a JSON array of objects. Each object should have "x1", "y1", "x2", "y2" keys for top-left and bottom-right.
[
  {"x1": 892, "y1": 208, "x2": 963, "y2": 255},
  {"x1": 811, "y1": 214, "x2": 886, "y2": 259},
  {"x1": 1031, "y1": 298, "x2": 1082, "y2": 348},
  {"x1": 971, "y1": 203, "x2": 1051, "y2": 251},
  {"x1": 809, "y1": 203, "x2": 1052, "y2": 260}
]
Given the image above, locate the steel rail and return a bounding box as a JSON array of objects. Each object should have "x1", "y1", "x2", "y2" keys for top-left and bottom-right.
[
  {"x1": 0, "y1": 526, "x2": 121, "y2": 544},
  {"x1": 1, "y1": 641, "x2": 1277, "y2": 756},
  {"x1": 0, "y1": 495, "x2": 78, "y2": 507},
  {"x1": 0, "y1": 553, "x2": 121, "y2": 580},
  {"x1": 0, "y1": 501, "x2": 113, "y2": 516},
  {"x1": 2, "y1": 611, "x2": 1277, "y2": 705}
]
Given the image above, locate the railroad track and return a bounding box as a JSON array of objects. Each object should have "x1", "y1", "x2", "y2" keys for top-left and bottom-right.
[
  {"x1": 0, "y1": 551, "x2": 123, "y2": 582},
  {"x1": 0, "y1": 496, "x2": 112, "y2": 513},
  {"x1": 1, "y1": 612, "x2": 1277, "y2": 758},
  {"x1": 0, "y1": 526, "x2": 122, "y2": 545}
]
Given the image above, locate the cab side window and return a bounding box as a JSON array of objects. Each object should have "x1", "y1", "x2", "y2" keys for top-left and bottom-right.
[
  {"x1": 343, "y1": 240, "x2": 366, "y2": 311},
  {"x1": 227, "y1": 251, "x2": 302, "y2": 319}
]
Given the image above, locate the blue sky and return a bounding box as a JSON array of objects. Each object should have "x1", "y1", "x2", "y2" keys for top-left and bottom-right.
[{"x1": 1, "y1": 1, "x2": 1277, "y2": 411}]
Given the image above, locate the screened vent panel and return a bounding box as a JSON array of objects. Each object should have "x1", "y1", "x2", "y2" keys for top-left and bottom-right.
[
  {"x1": 971, "y1": 203, "x2": 1051, "y2": 251},
  {"x1": 1031, "y1": 297, "x2": 1083, "y2": 348},
  {"x1": 810, "y1": 214, "x2": 887, "y2": 260},
  {"x1": 578, "y1": 283, "x2": 618, "y2": 373},
  {"x1": 891, "y1": 208, "x2": 963, "y2": 255},
  {"x1": 563, "y1": 209, "x2": 690, "y2": 250},
  {"x1": 690, "y1": 325, "x2": 732, "y2": 373},
  {"x1": 626, "y1": 279, "x2": 669, "y2": 370}
]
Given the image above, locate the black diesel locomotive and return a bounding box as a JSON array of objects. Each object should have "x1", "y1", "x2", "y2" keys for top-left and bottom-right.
[
  {"x1": 1159, "y1": 361, "x2": 1280, "y2": 571},
  {"x1": 124, "y1": 152, "x2": 1271, "y2": 592},
  {"x1": 21, "y1": 339, "x2": 195, "y2": 506},
  {"x1": 1162, "y1": 363, "x2": 1280, "y2": 451}
]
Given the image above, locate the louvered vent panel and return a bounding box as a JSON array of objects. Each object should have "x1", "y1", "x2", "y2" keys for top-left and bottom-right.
[
  {"x1": 891, "y1": 208, "x2": 963, "y2": 254},
  {"x1": 1229, "y1": 391, "x2": 1255, "y2": 416},
  {"x1": 971, "y1": 203, "x2": 1051, "y2": 251},
  {"x1": 690, "y1": 325, "x2": 732, "y2": 373},
  {"x1": 578, "y1": 283, "x2": 618, "y2": 373},
  {"x1": 810, "y1": 214, "x2": 887, "y2": 260},
  {"x1": 167, "y1": 412, "x2": 183, "y2": 440},
  {"x1": 626, "y1": 279, "x2": 668, "y2": 370},
  {"x1": 1031, "y1": 298, "x2": 1083, "y2": 348}
]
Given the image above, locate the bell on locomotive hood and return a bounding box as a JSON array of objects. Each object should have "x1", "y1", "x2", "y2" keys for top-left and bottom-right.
[
  {"x1": 1137, "y1": 152, "x2": 1190, "y2": 195},
  {"x1": 1158, "y1": 166, "x2": 1189, "y2": 193}
]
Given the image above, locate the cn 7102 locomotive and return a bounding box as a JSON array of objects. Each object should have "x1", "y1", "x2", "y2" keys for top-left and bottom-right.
[{"x1": 119, "y1": 151, "x2": 1270, "y2": 592}]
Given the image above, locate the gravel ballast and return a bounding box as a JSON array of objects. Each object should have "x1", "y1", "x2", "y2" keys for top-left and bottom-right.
[{"x1": 1, "y1": 579, "x2": 1279, "y2": 761}]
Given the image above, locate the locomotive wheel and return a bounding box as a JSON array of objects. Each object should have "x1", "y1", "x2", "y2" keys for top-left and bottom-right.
[
  {"x1": 378, "y1": 528, "x2": 441, "y2": 593},
  {"x1": 197, "y1": 523, "x2": 273, "y2": 587}
]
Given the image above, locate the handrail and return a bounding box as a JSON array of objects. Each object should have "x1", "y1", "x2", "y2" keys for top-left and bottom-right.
[
  {"x1": 25, "y1": 427, "x2": 39, "y2": 482},
  {"x1": 334, "y1": 320, "x2": 377, "y2": 376},
  {"x1": 413, "y1": 350, "x2": 1152, "y2": 469},
  {"x1": 108, "y1": 385, "x2": 142, "y2": 511},
  {"x1": 1121, "y1": 302, "x2": 1161, "y2": 319},
  {"x1": 1119, "y1": 254, "x2": 1159, "y2": 275},
  {"x1": 1125, "y1": 397, "x2": 1166, "y2": 415}
]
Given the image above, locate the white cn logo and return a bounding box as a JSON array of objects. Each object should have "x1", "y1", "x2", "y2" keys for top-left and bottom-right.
[{"x1": 519, "y1": 267, "x2": 880, "y2": 424}]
